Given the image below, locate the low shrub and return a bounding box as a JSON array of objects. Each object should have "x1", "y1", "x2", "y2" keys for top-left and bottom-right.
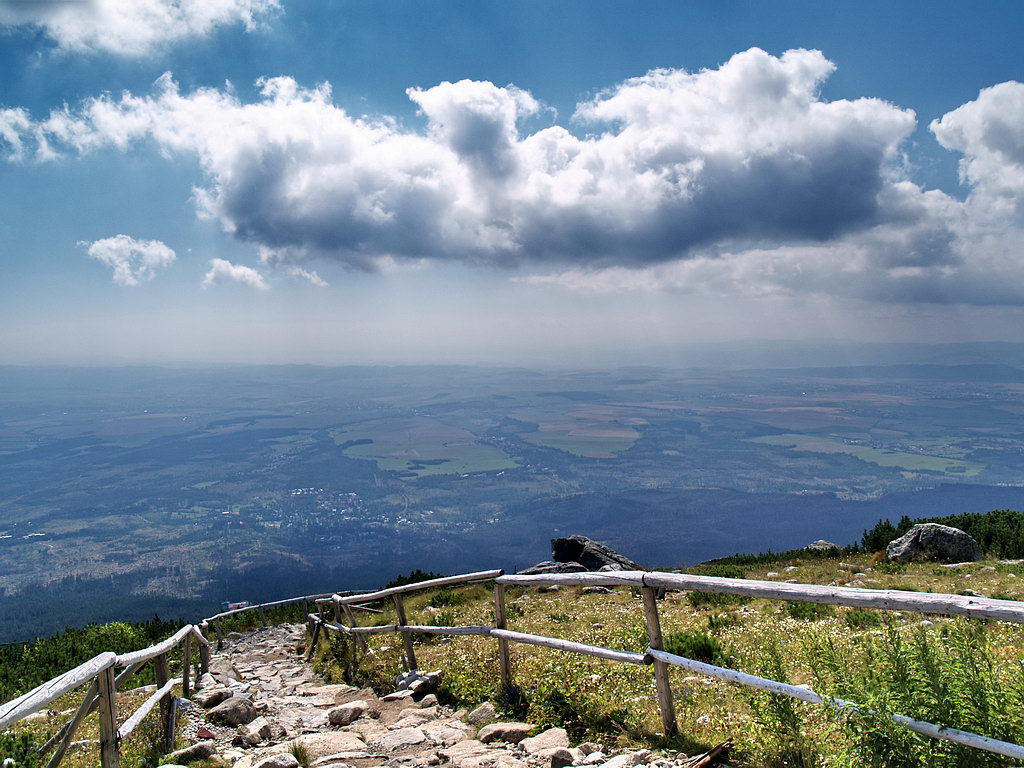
[
  {"x1": 687, "y1": 591, "x2": 751, "y2": 608},
  {"x1": 707, "y1": 612, "x2": 739, "y2": 632},
  {"x1": 662, "y1": 630, "x2": 731, "y2": 666},
  {"x1": 845, "y1": 608, "x2": 882, "y2": 629},
  {"x1": 785, "y1": 601, "x2": 834, "y2": 621},
  {"x1": 428, "y1": 588, "x2": 468, "y2": 608}
]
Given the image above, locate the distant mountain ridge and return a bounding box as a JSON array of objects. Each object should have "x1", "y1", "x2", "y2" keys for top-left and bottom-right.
[{"x1": 746, "y1": 363, "x2": 1024, "y2": 382}]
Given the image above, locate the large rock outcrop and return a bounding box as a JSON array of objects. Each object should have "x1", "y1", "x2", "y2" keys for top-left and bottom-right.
[
  {"x1": 886, "y1": 523, "x2": 982, "y2": 563},
  {"x1": 516, "y1": 561, "x2": 588, "y2": 575},
  {"x1": 550, "y1": 535, "x2": 642, "y2": 571}
]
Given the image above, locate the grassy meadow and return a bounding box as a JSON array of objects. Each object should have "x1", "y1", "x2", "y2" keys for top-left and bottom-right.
[{"x1": 313, "y1": 556, "x2": 1024, "y2": 768}]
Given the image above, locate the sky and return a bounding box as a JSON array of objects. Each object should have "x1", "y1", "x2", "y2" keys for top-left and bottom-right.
[{"x1": 1, "y1": 0, "x2": 1023, "y2": 366}]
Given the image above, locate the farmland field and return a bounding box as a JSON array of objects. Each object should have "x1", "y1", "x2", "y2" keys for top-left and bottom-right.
[
  {"x1": 748, "y1": 433, "x2": 984, "y2": 475},
  {"x1": 331, "y1": 417, "x2": 517, "y2": 476}
]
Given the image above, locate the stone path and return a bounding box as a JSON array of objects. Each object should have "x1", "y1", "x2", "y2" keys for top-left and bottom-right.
[{"x1": 166, "y1": 623, "x2": 727, "y2": 768}]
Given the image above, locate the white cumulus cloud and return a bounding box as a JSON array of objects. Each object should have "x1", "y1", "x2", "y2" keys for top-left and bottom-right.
[
  {"x1": 5, "y1": 49, "x2": 1024, "y2": 305},
  {"x1": 202, "y1": 258, "x2": 268, "y2": 290},
  {"x1": 80, "y1": 235, "x2": 176, "y2": 286},
  {"x1": 0, "y1": 0, "x2": 279, "y2": 56},
  {"x1": 932, "y1": 80, "x2": 1024, "y2": 218}
]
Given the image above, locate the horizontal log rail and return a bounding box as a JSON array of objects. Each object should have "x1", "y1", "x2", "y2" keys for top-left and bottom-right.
[
  {"x1": 9, "y1": 566, "x2": 1024, "y2": 767},
  {"x1": 117, "y1": 677, "x2": 180, "y2": 740},
  {"x1": 207, "y1": 592, "x2": 345, "y2": 621},
  {"x1": 0, "y1": 652, "x2": 116, "y2": 730},
  {"x1": 647, "y1": 649, "x2": 1024, "y2": 761},
  {"x1": 332, "y1": 570, "x2": 504, "y2": 606}
]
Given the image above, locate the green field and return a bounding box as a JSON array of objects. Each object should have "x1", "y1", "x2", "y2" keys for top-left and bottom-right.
[
  {"x1": 331, "y1": 417, "x2": 517, "y2": 477},
  {"x1": 749, "y1": 433, "x2": 984, "y2": 476},
  {"x1": 521, "y1": 432, "x2": 637, "y2": 458}
]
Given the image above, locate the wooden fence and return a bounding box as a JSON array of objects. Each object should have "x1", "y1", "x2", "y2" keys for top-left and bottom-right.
[
  {"x1": 7, "y1": 571, "x2": 1024, "y2": 766},
  {"x1": 308, "y1": 569, "x2": 1024, "y2": 761}
]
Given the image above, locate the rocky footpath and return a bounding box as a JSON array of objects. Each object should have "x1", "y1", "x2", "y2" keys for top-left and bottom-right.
[{"x1": 165, "y1": 624, "x2": 727, "y2": 768}]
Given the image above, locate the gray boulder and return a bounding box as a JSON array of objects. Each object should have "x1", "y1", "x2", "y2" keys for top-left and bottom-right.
[
  {"x1": 886, "y1": 523, "x2": 982, "y2": 563},
  {"x1": 806, "y1": 539, "x2": 840, "y2": 551},
  {"x1": 516, "y1": 561, "x2": 587, "y2": 575},
  {"x1": 208, "y1": 696, "x2": 257, "y2": 726},
  {"x1": 478, "y1": 722, "x2": 535, "y2": 744},
  {"x1": 550, "y1": 535, "x2": 642, "y2": 571}
]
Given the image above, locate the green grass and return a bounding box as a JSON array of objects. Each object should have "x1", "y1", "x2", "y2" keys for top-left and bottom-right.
[
  {"x1": 748, "y1": 433, "x2": 984, "y2": 476},
  {"x1": 519, "y1": 433, "x2": 636, "y2": 458}
]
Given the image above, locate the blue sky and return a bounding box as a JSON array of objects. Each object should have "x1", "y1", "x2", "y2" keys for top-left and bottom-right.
[{"x1": 1, "y1": 1, "x2": 1023, "y2": 365}]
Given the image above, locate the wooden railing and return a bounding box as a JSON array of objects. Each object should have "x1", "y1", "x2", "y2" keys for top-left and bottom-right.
[
  {"x1": 306, "y1": 569, "x2": 1024, "y2": 762},
  {"x1": 7, "y1": 571, "x2": 1024, "y2": 766},
  {"x1": 0, "y1": 589, "x2": 338, "y2": 768},
  {"x1": 0, "y1": 624, "x2": 208, "y2": 768}
]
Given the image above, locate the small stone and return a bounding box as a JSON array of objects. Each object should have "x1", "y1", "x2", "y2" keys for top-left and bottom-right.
[
  {"x1": 520, "y1": 728, "x2": 568, "y2": 754},
  {"x1": 193, "y1": 688, "x2": 233, "y2": 709},
  {"x1": 164, "y1": 741, "x2": 217, "y2": 764},
  {"x1": 197, "y1": 726, "x2": 216, "y2": 739},
  {"x1": 467, "y1": 702, "x2": 498, "y2": 724},
  {"x1": 418, "y1": 694, "x2": 439, "y2": 708},
  {"x1": 370, "y1": 727, "x2": 427, "y2": 751},
  {"x1": 581, "y1": 752, "x2": 605, "y2": 765},
  {"x1": 542, "y1": 747, "x2": 573, "y2": 768},
  {"x1": 329, "y1": 700, "x2": 370, "y2": 726},
  {"x1": 382, "y1": 690, "x2": 416, "y2": 702},
  {"x1": 252, "y1": 755, "x2": 299, "y2": 768},
  {"x1": 478, "y1": 722, "x2": 534, "y2": 744},
  {"x1": 578, "y1": 743, "x2": 602, "y2": 756},
  {"x1": 237, "y1": 716, "x2": 273, "y2": 746}
]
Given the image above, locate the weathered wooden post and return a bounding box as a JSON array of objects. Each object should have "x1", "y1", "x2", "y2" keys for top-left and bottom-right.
[
  {"x1": 45, "y1": 679, "x2": 98, "y2": 768},
  {"x1": 343, "y1": 604, "x2": 368, "y2": 653},
  {"x1": 97, "y1": 666, "x2": 120, "y2": 768},
  {"x1": 393, "y1": 595, "x2": 417, "y2": 671},
  {"x1": 154, "y1": 652, "x2": 175, "y2": 751},
  {"x1": 213, "y1": 618, "x2": 225, "y2": 650},
  {"x1": 182, "y1": 631, "x2": 192, "y2": 699},
  {"x1": 199, "y1": 623, "x2": 211, "y2": 676},
  {"x1": 641, "y1": 585, "x2": 677, "y2": 737},
  {"x1": 306, "y1": 619, "x2": 322, "y2": 661},
  {"x1": 493, "y1": 584, "x2": 512, "y2": 691}
]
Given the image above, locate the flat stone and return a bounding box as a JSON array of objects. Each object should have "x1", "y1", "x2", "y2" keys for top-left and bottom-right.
[
  {"x1": 478, "y1": 722, "x2": 535, "y2": 744},
  {"x1": 328, "y1": 700, "x2": 370, "y2": 726},
  {"x1": 467, "y1": 702, "x2": 497, "y2": 724},
  {"x1": 439, "y1": 740, "x2": 492, "y2": 763},
  {"x1": 284, "y1": 733, "x2": 367, "y2": 761},
  {"x1": 370, "y1": 727, "x2": 428, "y2": 751},
  {"x1": 253, "y1": 755, "x2": 300, "y2": 768},
  {"x1": 164, "y1": 741, "x2": 217, "y2": 764},
  {"x1": 520, "y1": 728, "x2": 568, "y2": 754},
  {"x1": 193, "y1": 688, "x2": 233, "y2": 708},
  {"x1": 382, "y1": 690, "x2": 417, "y2": 702},
  {"x1": 421, "y1": 720, "x2": 473, "y2": 746},
  {"x1": 300, "y1": 684, "x2": 359, "y2": 701}
]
